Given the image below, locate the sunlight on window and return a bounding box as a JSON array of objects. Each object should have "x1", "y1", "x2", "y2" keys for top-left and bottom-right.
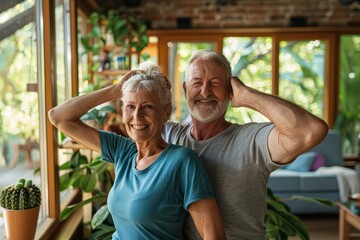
[
  {"x1": 336, "y1": 35, "x2": 360, "y2": 155},
  {"x1": 279, "y1": 39, "x2": 325, "y2": 118},
  {"x1": 223, "y1": 36, "x2": 272, "y2": 123}
]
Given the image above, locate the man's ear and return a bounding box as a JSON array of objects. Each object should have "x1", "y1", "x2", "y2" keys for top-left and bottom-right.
[
  {"x1": 228, "y1": 79, "x2": 233, "y2": 99},
  {"x1": 183, "y1": 81, "x2": 187, "y2": 99}
]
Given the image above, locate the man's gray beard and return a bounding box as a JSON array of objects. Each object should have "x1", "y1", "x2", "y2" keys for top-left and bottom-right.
[{"x1": 188, "y1": 100, "x2": 228, "y2": 123}]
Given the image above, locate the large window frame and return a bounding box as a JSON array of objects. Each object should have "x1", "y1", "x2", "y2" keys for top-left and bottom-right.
[
  {"x1": 149, "y1": 28, "x2": 360, "y2": 130},
  {"x1": 33, "y1": 0, "x2": 80, "y2": 238}
]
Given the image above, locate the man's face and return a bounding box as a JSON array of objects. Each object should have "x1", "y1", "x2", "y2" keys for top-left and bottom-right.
[{"x1": 184, "y1": 58, "x2": 229, "y2": 123}]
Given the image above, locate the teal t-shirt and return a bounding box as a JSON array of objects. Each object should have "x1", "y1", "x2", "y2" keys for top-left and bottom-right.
[{"x1": 99, "y1": 130, "x2": 215, "y2": 240}]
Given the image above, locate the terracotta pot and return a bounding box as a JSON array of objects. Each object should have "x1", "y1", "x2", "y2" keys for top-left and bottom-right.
[{"x1": 3, "y1": 206, "x2": 40, "y2": 240}]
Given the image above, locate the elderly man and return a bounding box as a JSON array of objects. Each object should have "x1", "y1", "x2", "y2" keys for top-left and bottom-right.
[{"x1": 162, "y1": 49, "x2": 328, "y2": 239}]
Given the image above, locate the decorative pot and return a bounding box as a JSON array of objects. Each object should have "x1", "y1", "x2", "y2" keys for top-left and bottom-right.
[{"x1": 3, "y1": 206, "x2": 40, "y2": 240}]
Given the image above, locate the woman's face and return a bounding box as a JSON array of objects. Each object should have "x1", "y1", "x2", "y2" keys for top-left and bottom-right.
[{"x1": 122, "y1": 89, "x2": 167, "y2": 144}]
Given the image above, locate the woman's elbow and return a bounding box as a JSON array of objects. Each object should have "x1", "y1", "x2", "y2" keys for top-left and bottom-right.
[{"x1": 48, "y1": 107, "x2": 61, "y2": 127}]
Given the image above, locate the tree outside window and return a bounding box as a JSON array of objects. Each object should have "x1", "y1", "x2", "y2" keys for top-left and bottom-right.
[{"x1": 336, "y1": 35, "x2": 360, "y2": 156}]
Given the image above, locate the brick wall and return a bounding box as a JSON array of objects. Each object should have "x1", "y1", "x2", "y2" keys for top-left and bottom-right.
[{"x1": 128, "y1": 0, "x2": 360, "y2": 29}]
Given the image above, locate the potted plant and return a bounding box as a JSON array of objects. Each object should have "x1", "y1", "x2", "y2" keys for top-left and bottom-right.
[
  {"x1": 0, "y1": 178, "x2": 42, "y2": 240},
  {"x1": 80, "y1": 8, "x2": 149, "y2": 73}
]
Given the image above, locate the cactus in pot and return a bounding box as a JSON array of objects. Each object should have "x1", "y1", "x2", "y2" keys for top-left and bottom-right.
[
  {"x1": 0, "y1": 178, "x2": 42, "y2": 240},
  {"x1": 0, "y1": 178, "x2": 41, "y2": 210}
]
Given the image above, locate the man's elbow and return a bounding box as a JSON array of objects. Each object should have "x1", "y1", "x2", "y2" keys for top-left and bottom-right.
[{"x1": 308, "y1": 118, "x2": 329, "y2": 147}]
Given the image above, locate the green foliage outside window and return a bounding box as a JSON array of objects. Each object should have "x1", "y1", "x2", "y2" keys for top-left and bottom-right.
[
  {"x1": 279, "y1": 40, "x2": 325, "y2": 118},
  {"x1": 223, "y1": 36, "x2": 272, "y2": 123},
  {"x1": 0, "y1": 23, "x2": 39, "y2": 144},
  {"x1": 335, "y1": 35, "x2": 360, "y2": 155}
]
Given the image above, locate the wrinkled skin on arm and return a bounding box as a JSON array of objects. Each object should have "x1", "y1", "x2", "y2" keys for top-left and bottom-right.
[
  {"x1": 229, "y1": 76, "x2": 329, "y2": 164},
  {"x1": 48, "y1": 71, "x2": 136, "y2": 153},
  {"x1": 188, "y1": 198, "x2": 226, "y2": 240}
]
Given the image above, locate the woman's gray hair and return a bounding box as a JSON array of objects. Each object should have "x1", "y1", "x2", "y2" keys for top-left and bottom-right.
[
  {"x1": 185, "y1": 49, "x2": 232, "y2": 85},
  {"x1": 121, "y1": 62, "x2": 172, "y2": 110}
]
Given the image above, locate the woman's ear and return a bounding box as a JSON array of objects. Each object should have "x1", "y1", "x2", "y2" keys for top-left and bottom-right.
[{"x1": 163, "y1": 104, "x2": 172, "y2": 121}]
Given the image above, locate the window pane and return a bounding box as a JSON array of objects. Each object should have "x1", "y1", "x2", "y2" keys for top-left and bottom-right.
[
  {"x1": 279, "y1": 40, "x2": 325, "y2": 118},
  {"x1": 55, "y1": 0, "x2": 75, "y2": 208},
  {"x1": 141, "y1": 36, "x2": 158, "y2": 64},
  {"x1": 223, "y1": 36, "x2": 272, "y2": 123},
  {"x1": 336, "y1": 35, "x2": 360, "y2": 155},
  {"x1": 0, "y1": 0, "x2": 43, "y2": 236},
  {"x1": 167, "y1": 42, "x2": 216, "y2": 122},
  {"x1": 77, "y1": 12, "x2": 90, "y2": 94}
]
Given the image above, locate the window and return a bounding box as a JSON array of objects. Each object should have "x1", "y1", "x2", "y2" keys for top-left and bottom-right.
[
  {"x1": 279, "y1": 39, "x2": 325, "y2": 118},
  {"x1": 223, "y1": 36, "x2": 272, "y2": 123},
  {"x1": 0, "y1": 0, "x2": 44, "y2": 236},
  {"x1": 336, "y1": 34, "x2": 360, "y2": 156},
  {"x1": 154, "y1": 29, "x2": 356, "y2": 153}
]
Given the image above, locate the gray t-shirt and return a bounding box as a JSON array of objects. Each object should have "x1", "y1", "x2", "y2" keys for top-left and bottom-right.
[{"x1": 163, "y1": 121, "x2": 278, "y2": 240}]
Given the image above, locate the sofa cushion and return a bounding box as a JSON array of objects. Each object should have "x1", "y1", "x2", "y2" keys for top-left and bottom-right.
[
  {"x1": 308, "y1": 130, "x2": 343, "y2": 167},
  {"x1": 310, "y1": 152, "x2": 326, "y2": 171},
  {"x1": 269, "y1": 169, "x2": 301, "y2": 191},
  {"x1": 300, "y1": 173, "x2": 339, "y2": 191},
  {"x1": 286, "y1": 152, "x2": 317, "y2": 172},
  {"x1": 269, "y1": 170, "x2": 338, "y2": 191}
]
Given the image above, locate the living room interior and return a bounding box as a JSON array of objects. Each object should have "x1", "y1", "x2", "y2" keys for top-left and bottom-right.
[{"x1": 0, "y1": 0, "x2": 360, "y2": 239}]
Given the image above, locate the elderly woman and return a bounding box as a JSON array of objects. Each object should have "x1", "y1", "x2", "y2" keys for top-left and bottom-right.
[{"x1": 48, "y1": 63, "x2": 225, "y2": 240}]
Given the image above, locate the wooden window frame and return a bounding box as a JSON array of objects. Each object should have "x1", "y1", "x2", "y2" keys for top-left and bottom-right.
[
  {"x1": 148, "y1": 27, "x2": 360, "y2": 128},
  {"x1": 36, "y1": 0, "x2": 81, "y2": 238}
]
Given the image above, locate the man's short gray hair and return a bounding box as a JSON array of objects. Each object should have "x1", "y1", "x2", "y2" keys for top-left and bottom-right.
[{"x1": 186, "y1": 49, "x2": 232, "y2": 85}]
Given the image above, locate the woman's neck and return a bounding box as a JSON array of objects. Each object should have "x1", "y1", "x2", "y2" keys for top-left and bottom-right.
[{"x1": 135, "y1": 140, "x2": 168, "y2": 170}]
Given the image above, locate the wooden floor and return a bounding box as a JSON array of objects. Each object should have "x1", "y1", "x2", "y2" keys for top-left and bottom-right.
[
  {"x1": 290, "y1": 214, "x2": 360, "y2": 240},
  {"x1": 289, "y1": 214, "x2": 339, "y2": 240}
]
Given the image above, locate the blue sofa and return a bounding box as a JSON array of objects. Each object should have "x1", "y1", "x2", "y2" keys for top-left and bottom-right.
[{"x1": 268, "y1": 130, "x2": 343, "y2": 214}]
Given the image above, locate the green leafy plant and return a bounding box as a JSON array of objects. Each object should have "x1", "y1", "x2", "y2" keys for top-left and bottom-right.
[
  {"x1": 80, "y1": 9, "x2": 149, "y2": 56},
  {"x1": 87, "y1": 205, "x2": 115, "y2": 240},
  {"x1": 334, "y1": 35, "x2": 360, "y2": 155},
  {"x1": 59, "y1": 151, "x2": 114, "y2": 239},
  {"x1": 0, "y1": 178, "x2": 41, "y2": 210},
  {"x1": 80, "y1": 12, "x2": 106, "y2": 56},
  {"x1": 59, "y1": 152, "x2": 112, "y2": 220},
  {"x1": 266, "y1": 188, "x2": 335, "y2": 240},
  {"x1": 81, "y1": 105, "x2": 117, "y2": 128}
]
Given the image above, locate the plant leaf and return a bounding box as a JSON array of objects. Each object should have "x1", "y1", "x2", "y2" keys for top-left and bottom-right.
[
  {"x1": 91, "y1": 205, "x2": 110, "y2": 229},
  {"x1": 60, "y1": 194, "x2": 108, "y2": 221},
  {"x1": 289, "y1": 195, "x2": 336, "y2": 207},
  {"x1": 80, "y1": 174, "x2": 97, "y2": 192}
]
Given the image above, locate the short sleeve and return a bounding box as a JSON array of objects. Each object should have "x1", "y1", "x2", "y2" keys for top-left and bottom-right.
[
  {"x1": 99, "y1": 130, "x2": 135, "y2": 164},
  {"x1": 178, "y1": 148, "x2": 215, "y2": 210}
]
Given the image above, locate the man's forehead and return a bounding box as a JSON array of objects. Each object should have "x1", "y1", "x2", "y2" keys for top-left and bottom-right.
[
  {"x1": 189, "y1": 63, "x2": 223, "y2": 76},
  {"x1": 190, "y1": 58, "x2": 224, "y2": 69}
]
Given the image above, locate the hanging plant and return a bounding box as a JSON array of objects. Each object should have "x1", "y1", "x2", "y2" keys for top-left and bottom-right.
[{"x1": 80, "y1": 9, "x2": 149, "y2": 56}]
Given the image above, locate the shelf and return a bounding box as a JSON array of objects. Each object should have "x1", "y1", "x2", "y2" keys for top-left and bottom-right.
[
  {"x1": 101, "y1": 45, "x2": 138, "y2": 55},
  {"x1": 97, "y1": 69, "x2": 129, "y2": 77}
]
